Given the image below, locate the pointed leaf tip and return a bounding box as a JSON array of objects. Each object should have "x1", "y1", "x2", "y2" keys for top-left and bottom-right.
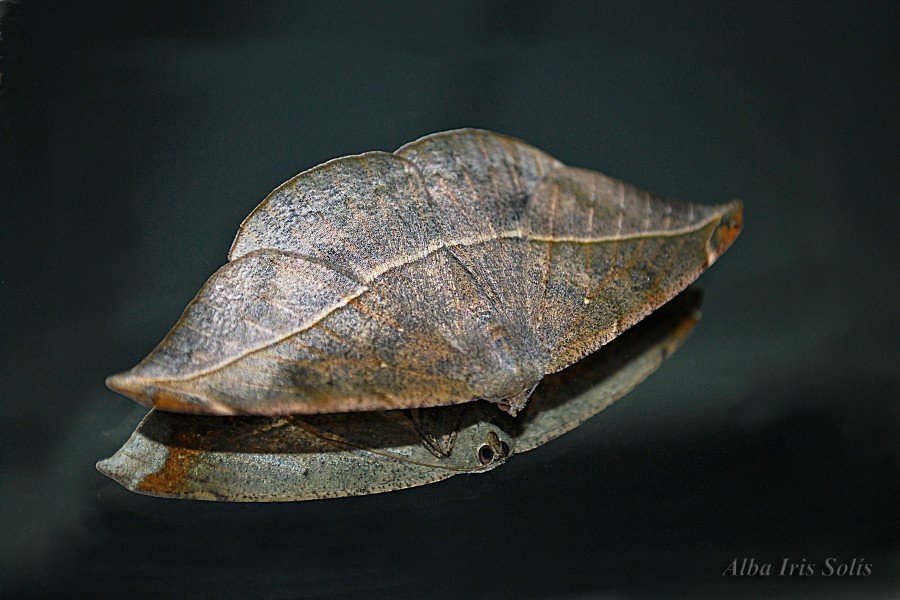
[
  {"x1": 106, "y1": 371, "x2": 206, "y2": 414},
  {"x1": 708, "y1": 200, "x2": 743, "y2": 264},
  {"x1": 105, "y1": 372, "x2": 146, "y2": 403}
]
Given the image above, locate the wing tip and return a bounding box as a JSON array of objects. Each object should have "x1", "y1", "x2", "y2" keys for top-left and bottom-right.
[
  {"x1": 106, "y1": 371, "x2": 237, "y2": 415},
  {"x1": 707, "y1": 199, "x2": 743, "y2": 264},
  {"x1": 106, "y1": 371, "x2": 152, "y2": 406}
]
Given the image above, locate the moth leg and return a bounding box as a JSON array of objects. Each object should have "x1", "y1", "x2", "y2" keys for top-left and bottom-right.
[{"x1": 403, "y1": 408, "x2": 462, "y2": 459}]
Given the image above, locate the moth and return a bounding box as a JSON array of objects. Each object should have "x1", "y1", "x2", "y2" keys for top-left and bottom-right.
[
  {"x1": 99, "y1": 288, "x2": 703, "y2": 501},
  {"x1": 106, "y1": 129, "x2": 742, "y2": 417}
]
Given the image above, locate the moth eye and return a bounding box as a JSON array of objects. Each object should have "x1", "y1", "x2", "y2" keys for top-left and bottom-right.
[
  {"x1": 499, "y1": 440, "x2": 510, "y2": 457},
  {"x1": 478, "y1": 444, "x2": 495, "y2": 465}
]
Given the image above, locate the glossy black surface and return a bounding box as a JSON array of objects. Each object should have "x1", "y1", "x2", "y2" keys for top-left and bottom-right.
[{"x1": 2, "y1": 1, "x2": 898, "y2": 598}]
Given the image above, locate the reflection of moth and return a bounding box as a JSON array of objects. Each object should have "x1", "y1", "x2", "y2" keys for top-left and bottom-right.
[
  {"x1": 98, "y1": 289, "x2": 702, "y2": 501},
  {"x1": 106, "y1": 129, "x2": 741, "y2": 417}
]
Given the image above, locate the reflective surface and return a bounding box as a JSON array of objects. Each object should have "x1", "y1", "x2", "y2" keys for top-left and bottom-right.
[{"x1": 2, "y1": 1, "x2": 898, "y2": 598}]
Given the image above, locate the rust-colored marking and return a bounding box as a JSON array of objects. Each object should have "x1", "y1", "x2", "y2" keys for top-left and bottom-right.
[
  {"x1": 150, "y1": 388, "x2": 195, "y2": 412},
  {"x1": 138, "y1": 431, "x2": 203, "y2": 495},
  {"x1": 710, "y1": 202, "x2": 743, "y2": 259}
]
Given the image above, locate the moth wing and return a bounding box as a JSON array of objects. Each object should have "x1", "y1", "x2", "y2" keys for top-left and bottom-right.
[
  {"x1": 396, "y1": 130, "x2": 564, "y2": 383},
  {"x1": 228, "y1": 152, "x2": 441, "y2": 281},
  {"x1": 106, "y1": 250, "x2": 368, "y2": 413},
  {"x1": 515, "y1": 288, "x2": 703, "y2": 452},
  {"x1": 107, "y1": 245, "x2": 516, "y2": 416},
  {"x1": 96, "y1": 404, "x2": 509, "y2": 501},
  {"x1": 395, "y1": 128, "x2": 561, "y2": 237},
  {"x1": 520, "y1": 166, "x2": 742, "y2": 373}
]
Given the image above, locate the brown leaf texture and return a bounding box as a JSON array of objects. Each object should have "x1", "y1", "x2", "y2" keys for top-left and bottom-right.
[{"x1": 107, "y1": 129, "x2": 742, "y2": 416}]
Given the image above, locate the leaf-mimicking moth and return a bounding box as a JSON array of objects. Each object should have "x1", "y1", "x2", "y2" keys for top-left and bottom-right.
[{"x1": 100, "y1": 129, "x2": 742, "y2": 500}]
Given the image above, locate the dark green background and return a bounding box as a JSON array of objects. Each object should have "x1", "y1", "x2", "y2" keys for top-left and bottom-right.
[{"x1": 2, "y1": 1, "x2": 898, "y2": 598}]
